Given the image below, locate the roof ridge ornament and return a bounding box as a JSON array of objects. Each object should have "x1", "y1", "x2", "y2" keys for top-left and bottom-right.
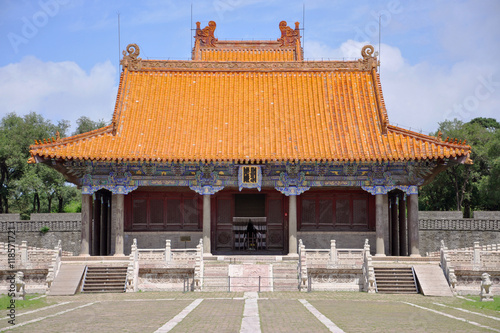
[
  {"x1": 121, "y1": 44, "x2": 142, "y2": 70},
  {"x1": 359, "y1": 45, "x2": 378, "y2": 71},
  {"x1": 195, "y1": 21, "x2": 218, "y2": 47},
  {"x1": 277, "y1": 21, "x2": 301, "y2": 47}
]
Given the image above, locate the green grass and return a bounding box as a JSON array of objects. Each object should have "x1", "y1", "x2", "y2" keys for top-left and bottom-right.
[
  {"x1": 459, "y1": 296, "x2": 500, "y2": 312},
  {"x1": 0, "y1": 294, "x2": 50, "y2": 311}
]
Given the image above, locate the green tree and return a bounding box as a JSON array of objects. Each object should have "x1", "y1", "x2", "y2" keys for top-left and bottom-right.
[
  {"x1": 419, "y1": 117, "x2": 500, "y2": 215},
  {"x1": 73, "y1": 116, "x2": 107, "y2": 135},
  {"x1": 0, "y1": 112, "x2": 69, "y2": 214}
]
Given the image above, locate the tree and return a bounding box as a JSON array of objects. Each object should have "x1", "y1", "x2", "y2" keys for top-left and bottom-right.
[
  {"x1": 419, "y1": 117, "x2": 500, "y2": 215},
  {"x1": 73, "y1": 116, "x2": 108, "y2": 135},
  {"x1": 0, "y1": 112, "x2": 69, "y2": 214}
]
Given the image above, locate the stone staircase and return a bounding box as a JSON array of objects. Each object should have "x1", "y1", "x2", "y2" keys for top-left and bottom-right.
[
  {"x1": 81, "y1": 266, "x2": 127, "y2": 293},
  {"x1": 373, "y1": 266, "x2": 418, "y2": 294}
]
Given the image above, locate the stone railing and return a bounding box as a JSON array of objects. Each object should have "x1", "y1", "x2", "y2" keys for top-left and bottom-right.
[
  {"x1": 129, "y1": 238, "x2": 201, "y2": 292},
  {"x1": 298, "y1": 239, "x2": 307, "y2": 290},
  {"x1": 362, "y1": 240, "x2": 376, "y2": 293},
  {"x1": 436, "y1": 241, "x2": 500, "y2": 272},
  {"x1": 304, "y1": 239, "x2": 364, "y2": 269},
  {"x1": 136, "y1": 239, "x2": 198, "y2": 267},
  {"x1": 439, "y1": 240, "x2": 457, "y2": 295},
  {"x1": 0, "y1": 241, "x2": 72, "y2": 270},
  {"x1": 46, "y1": 240, "x2": 63, "y2": 292},
  {"x1": 126, "y1": 239, "x2": 139, "y2": 292},
  {"x1": 193, "y1": 239, "x2": 203, "y2": 291}
]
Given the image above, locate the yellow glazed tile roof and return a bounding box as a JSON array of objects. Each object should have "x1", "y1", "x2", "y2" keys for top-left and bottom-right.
[
  {"x1": 30, "y1": 61, "x2": 471, "y2": 164},
  {"x1": 200, "y1": 49, "x2": 296, "y2": 62}
]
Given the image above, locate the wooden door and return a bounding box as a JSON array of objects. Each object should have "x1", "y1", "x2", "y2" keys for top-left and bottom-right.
[{"x1": 266, "y1": 193, "x2": 286, "y2": 253}]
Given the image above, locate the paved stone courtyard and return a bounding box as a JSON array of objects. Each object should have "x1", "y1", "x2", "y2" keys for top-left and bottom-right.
[{"x1": 1, "y1": 292, "x2": 499, "y2": 332}]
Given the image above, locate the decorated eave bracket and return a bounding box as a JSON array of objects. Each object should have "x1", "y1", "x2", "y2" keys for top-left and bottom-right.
[
  {"x1": 361, "y1": 185, "x2": 419, "y2": 195},
  {"x1": 76, "y1": 160, "x2": 430, "y2": 195},
  {"x1": 81, "y1": 171, "x2": 138, "y2": 195}
]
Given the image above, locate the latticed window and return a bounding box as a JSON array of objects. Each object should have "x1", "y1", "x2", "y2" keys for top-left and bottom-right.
[
  {"x1": 125, "y1": 192, "x2": 201, "y2": 231},
  {"x1": 299, "y1": 190, "x2": 374, "y2": 230}
]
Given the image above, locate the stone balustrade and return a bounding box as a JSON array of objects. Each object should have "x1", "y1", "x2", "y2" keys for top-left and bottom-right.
[
  {"x1": 432, "y1": 241, "x2": 500, "y2": 271},
  {"x1": 0, "y1": 241, "x2": 72, "y2": 270}
]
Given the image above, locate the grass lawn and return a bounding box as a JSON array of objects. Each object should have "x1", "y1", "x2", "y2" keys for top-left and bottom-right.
[
  {"x1": 458, "y1": 296, "x2": 500, "y2": 312},
  {"x1": 0, "y1": 294, "x2": 51, "y2": 312}
]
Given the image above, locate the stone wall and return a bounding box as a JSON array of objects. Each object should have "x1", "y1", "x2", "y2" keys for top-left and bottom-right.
[
  {"x1": 0, "y1": 215, "x2": 81, "y2": 255},
  {"x1": 124, "y1": 231, "x2": 203, "y2": 255},
  {"x1": 419, "y1": 211, "x2": 500, "y2": 255},
  {"x1": 30, "y1": 213, "x2": 81, "y2": 221},
  {"x1": 0, "y1": 214, "x2": 20, "y2": 221}
]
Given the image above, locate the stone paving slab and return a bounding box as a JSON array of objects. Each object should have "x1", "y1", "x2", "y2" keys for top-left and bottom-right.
[
  {"x1": 169, "y1": 299, "x2": 244, "y2": 333},
  {"x1": 1, "y1": 292, "x2": 499, "y2": 332},
  {"x1": 6, "y1": 300, "x2": 191, "y2": 333},
  {"x1": 259, "y1": 299, "x2": 331, "y2": 333},
  {"x1": 311, "y1": 300, "x2": 493, "y2": 333},
  {"x1": 0, "y1": 301, "x2": 77, "y2": 330}
]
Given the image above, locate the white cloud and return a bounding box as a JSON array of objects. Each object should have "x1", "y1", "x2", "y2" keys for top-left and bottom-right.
[
  {"x1": 0, "y1": 56, "x2": 117, "y2": 134},
  {"x1": 305, "y1": 39, "x2": 500, "y2": 134}
]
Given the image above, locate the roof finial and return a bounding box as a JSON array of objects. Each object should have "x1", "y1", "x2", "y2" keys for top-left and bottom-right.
[
  {"x1": 195, "y1": 21, "x2": 218, "y2": 47},
  {"x1": 278, "y1": 21, "x2": 301, "y2": 47},
  {"x1": 121, "y1": 43, "x2": 142, "y2": 70},
  {"x1": 360, "y1": 45, "x2": 378, "y2": 70}
]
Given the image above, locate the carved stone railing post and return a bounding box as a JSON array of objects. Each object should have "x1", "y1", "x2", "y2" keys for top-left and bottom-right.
[
  {"x1": 46, "y1": 240, "x2": 62, "y2": 293},
  {"x1": 473, "y1": 241, "x2": 481, "y2": 270},
  {"x1": 363, "y1": 239, "x2": 376, "y2": 293},
  {"x1": 329, "y1": 239, "x2": 337, "y2": 266},
  {"x1": 193, "y1": 239, "x2": 204, "y2": 291},
  {"x1": 20, "y1": 241, "x2": 28, "y2": 265},
  {"x1": 298, "y1": 239, "x2": 308, "y2": 291},
  {"x1": 126, "y1": 239, "x2": 138, "y2": 292},
  {"x1": 440, "y1": 240, "x2": 457, "y2": 295},
  {"x1": 165, "y1": 239, "x2": 172, "y2": 263}
]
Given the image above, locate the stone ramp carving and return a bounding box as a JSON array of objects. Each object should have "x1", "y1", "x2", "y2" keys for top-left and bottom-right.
[
  {"x1": 413, "y1": 265, "x2": 453, "y2": 297},
  {"x1": 48, "y1": 263, "x2": 86, "y2": 296}
]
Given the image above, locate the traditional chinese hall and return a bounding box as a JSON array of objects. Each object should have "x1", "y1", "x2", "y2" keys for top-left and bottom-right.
[{"x1": 29, "y1": 20, "x2": 471, "y2": 258}]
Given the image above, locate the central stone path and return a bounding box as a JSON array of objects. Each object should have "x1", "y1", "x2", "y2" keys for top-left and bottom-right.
[{"x1": 240, "y1": 292, "x2": 261, "y2": 333}]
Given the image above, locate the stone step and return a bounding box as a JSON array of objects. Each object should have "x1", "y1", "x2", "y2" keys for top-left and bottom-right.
[
  {"x1": 81, "y1": 265, "x2": 127, "y2": 294},
  {"x1": 374, "y1": 267, "x2": 417, "y2": 294}
]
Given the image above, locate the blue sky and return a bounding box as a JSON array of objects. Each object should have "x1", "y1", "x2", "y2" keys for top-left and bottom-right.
[{"x1": 1, "y1": 0, "x2": 499, "y2": 135}]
